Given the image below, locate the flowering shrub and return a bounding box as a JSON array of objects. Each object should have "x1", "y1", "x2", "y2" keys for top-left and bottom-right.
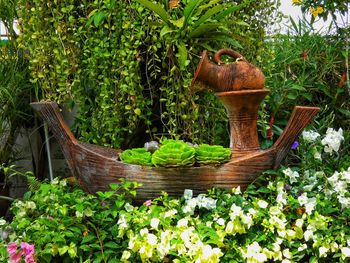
[{"x1": 0, "y1": 128, "x2": 349, "y2": 262}]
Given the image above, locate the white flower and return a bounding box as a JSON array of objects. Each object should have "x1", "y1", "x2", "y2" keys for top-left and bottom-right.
[
  {"x1": 304, "y1": 230, "x2": 314, "y2": 241},
  {"x1": 295, "y1": 219, "x2": 304, "y2": 228},
  {"x1": 232, "y1": 186, "x2": 241, "y2": 194},
  {"x1": 0, "y1": 219, "x2": 6, "y2": 226},
  {"x1": 283, "y1": 168, "x2": 300, "y2": 184},
  {"x1": 298, "y1": 244, "x2": 307, "y2": 251},
  {"x1": 258, "y1": 200, "x2": 268, "y2": 209},
  {"x1": 216, "y1": 218, "x2": 225, "y2": 226},
  {"x1": 121, "y1": 250, "x2": 131, "y2": 261},
  {"x1": 305, "y1": 197, "x2": 316, "y2": 214},
  {"x1": 147, "y1": 233, "x2": 157, "y2": 246},
  {"x1": 177, "y1": 218, "x2": 188, "y2": 227},
  {"x1": 242, "y1": 242, "x2": 267, "y2": 263},
  {"x1": 342, "y1": 169, "x2": 350, "y2": 183},
  {"x1": 150, "y1": 218, "x2": 160, "y2": 229},
  {"x1": 124, "y1": 203, "x2": 134, "y2": 212},
  {"x1": 184, "y1": 189, "x2": 193, "y2": 200},
  {"x1": 321, "y1": 128, "x2": 344, "y2": 154},
  {"x1": 164, "y1": 209, "x2": 177, "y2": 218},
  {"x1": 230, "y1": 204, "x2": 242, "y2": 219},
  {"x1": 302, "y1": 130, "x2": 320, "y2": 142},
  {"x1": 282, "y1": 249, "x2": 292, "y2": 259},
  {"x1": 314, "y1": 151, "x2": 322, "y2": 160},
  {"x1": 319, "y1": 246, "x2": 329, "y2": 257},
  {"x1": 338, "y1": 196, "x2": 350, "y2": 209},
  {"x1": 341, "y1": 247, "x2": 350, "y2": 259},
  {"x1": 298, "y1": 193, "x2": 308, "y2": 206},
  {"x1": 196, "y1": 195, "x2": 217, "y2": 210},
  {"x1": 281, "y1": 260, "x2": 291, "y2": 263},
  {"x1": 117, "y1": 214, "x2": 128, "y2": 228}
]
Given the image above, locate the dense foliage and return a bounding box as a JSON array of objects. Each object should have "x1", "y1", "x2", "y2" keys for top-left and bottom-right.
[
  {"x1": 1, "y1": 128, "x2": 349, "y2": 262},
  {"x1": 16, "y1": 0, "x2": 281, "y2": 149},
  {"x1": 0, "y1": 0, "x2": 34, "y2": 173}
]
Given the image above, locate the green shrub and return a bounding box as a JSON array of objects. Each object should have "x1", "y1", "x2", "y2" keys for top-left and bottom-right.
[{"x1": 1, "y1": 128, "x2": 350, "y2": 262}]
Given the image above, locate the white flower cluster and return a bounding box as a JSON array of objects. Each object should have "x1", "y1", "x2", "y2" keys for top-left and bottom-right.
[
  {"x1": 327, "y1": 167, "x2": 350, "y2": 209},
  {"x1": 125, "y1": 222, "x2": 223, "y2": 263},
  {"x1": 283, "y1": 168, "x2": 299, "y2": 184},
  {"x1": 297, "y1": 193, "x2": 316, "y2": 215},
  {"x1": 182, "y1": 190, "x2": 217, "y2": 214},
  {"x1": 321, "y1": 128, "x2": 344, "y2": 154},
  {"x1": 302, "y1": 130, "x2": 320, "y2": 142},
  {"x1": 225, "y1": 204, "x2": 253, "y2": 235}
]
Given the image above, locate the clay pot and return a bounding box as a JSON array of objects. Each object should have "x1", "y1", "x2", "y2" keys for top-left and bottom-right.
[{"x1": 192, "y1": 49, "x2": 265, "y2": 92}]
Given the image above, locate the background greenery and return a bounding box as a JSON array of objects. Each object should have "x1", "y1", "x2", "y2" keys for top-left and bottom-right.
[{"x1": 16, "y1": 0, "x2": 281, "y2": 149}]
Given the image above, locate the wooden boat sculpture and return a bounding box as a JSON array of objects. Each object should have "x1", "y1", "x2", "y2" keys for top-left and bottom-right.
[{"x1": 31, "y1": 49, "x2": 319, "y2": 202}]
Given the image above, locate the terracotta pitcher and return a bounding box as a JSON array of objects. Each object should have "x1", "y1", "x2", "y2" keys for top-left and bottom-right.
[{"x1": 192, "y1": 48, "x2": 265, "y2": 92}]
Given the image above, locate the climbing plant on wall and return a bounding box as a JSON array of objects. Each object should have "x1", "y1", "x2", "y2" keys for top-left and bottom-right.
[{"x1": 17, "y1": 0, "x2": 281, "y2": 149}]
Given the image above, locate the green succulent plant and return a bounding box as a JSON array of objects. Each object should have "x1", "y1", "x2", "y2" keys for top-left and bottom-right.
[
  {"x1": 195, "y1": 144, "x2": 231, "y2": 165},
  {"x1": 152, "y1": 140, "x2": 196, "y2": 167},
  {"x1": 119, "y1": 148, "x2": 153, "y2": 166}
]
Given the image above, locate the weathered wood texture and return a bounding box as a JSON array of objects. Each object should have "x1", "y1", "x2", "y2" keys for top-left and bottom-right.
[{"x1": 31, "y1": 101, "x2": 319, "y2": 202}]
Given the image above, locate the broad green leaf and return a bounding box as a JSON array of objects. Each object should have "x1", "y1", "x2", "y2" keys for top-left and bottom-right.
[{"x1": 136, "y1": 0, "x2": 171, "y2": 26}]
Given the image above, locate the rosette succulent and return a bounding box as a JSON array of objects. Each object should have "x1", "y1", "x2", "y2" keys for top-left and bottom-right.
[
  {"x1": 195, "y1": 144, "x2": 231, "y2": 165},
  {"x1": 152, "y1": 140, "x2": 196, "y2": 167},
  {"x1": 119, "y1": 148, "x2": 152, "y2": 166}
]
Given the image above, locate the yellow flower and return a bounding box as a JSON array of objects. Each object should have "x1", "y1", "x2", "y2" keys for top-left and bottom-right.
[
  {"x1": 310, "y1": 6, "x2": 324, "y2": 18},
  {"x1": 292, "y1": 0, "x2": 302, "y2": 5}
]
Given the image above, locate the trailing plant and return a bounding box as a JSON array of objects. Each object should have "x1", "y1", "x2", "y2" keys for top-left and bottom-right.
[
  {"x1": 1, "y1": 127, "x2": 350, "y2": 262},
  {"x1": 17, "y1": 0, "x2": 282, "y2": 149}
]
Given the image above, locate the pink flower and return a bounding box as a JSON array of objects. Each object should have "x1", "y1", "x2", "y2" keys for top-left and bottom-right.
[
  {"x1": 144, "y1": 199, "x2": 152, "y2": 207},
  {"x1": 7, "y1": 242, "x2": 23, "y2": 263},
  {"x1": 21, "y1": 242, "x2": 36, "y2": 263}
]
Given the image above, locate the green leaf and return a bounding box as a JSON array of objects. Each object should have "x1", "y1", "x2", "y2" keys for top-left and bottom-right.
[
  {"x1": 183, "y1": 0, "x2": 205, "y2": 28},
  {"x1": 200, "y1": 33, "x2": 242, "y2": 49},
  {"x1": 214, "y1": 3, "x2": 246, "y2": 21},
  {"x1": 192, "y1": 5, "x2": 223, "y2": 30},
  {"x1": 177, "y1": 42, "x2": 188, "y2": 70},
  {"x1": 189, "y1": 23, "x2": 221, "y2": 38},
  {"x1": 104, "y1": 241, "x2": 119, "y2": 249},
  {"x1": 160, "y1": 25, "x2": 174, "y2": 38},
  {"x1": 82, "y1": 234, "x2": 96, "y2": 244},
  {"x1": 136, "y1": 0, "x2": 171, "y2": 26},
  {"x1": 93, "y1": 11, "x2": 108, "y2": 27},
  {"x1": 170, "y1": 17, "x2": 185, "y2": 28}
]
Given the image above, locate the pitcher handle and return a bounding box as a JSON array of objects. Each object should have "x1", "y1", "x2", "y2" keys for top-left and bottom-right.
[{"x1": 214, "y1": 48, "x2": 247, "y2": 65}]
